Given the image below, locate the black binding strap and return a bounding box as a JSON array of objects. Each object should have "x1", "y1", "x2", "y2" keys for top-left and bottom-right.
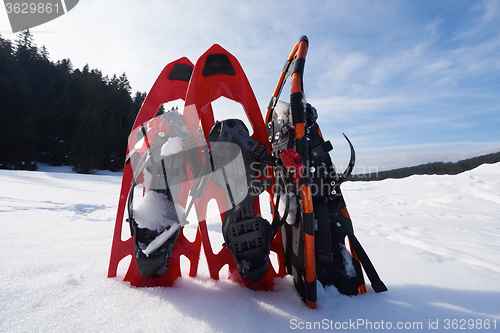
[
  {"x1": 346, "y1": 233, "x2": 387, "y2": 293},
  {"x1": 310, "y1": 141, "x2": 333, "y2": 158}
]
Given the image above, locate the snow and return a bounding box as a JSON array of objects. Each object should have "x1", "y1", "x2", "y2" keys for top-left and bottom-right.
[
  {"x1": 274, "y1": 192, "x2": 298, "y2": 225},
  {"x1": 132, "y1": 190, "x2": 184, "y2": 256},
  {"x1": 133, "y1": 191, "x2": 180, "y2": 232},
  {"x1": 340, "y1": 244, "x2": 357, "y2": 278},
  {"x1": 1, "y1": 163, "x2": 500, "y2": 332},
  {"x1": 274, "y1": 100, "x2": 293, "y2": 128},
  {"x1": 161, "y1": 137, "x2": 183, "y2": 157}
]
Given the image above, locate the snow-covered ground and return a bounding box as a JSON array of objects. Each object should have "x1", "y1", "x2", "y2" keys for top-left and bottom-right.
[{"x1": 1, "y1": 163, "x2": 499, "y2": 332}]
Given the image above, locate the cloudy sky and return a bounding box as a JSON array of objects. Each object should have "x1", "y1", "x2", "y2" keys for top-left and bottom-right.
[{"x1": 2, "y1": 0, "x2": 499, "y2": 172}]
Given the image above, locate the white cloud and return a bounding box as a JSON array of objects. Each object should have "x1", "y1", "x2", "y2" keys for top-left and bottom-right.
[{"x1": 452, "y1": 0, "x2": 500, "y2": 41}]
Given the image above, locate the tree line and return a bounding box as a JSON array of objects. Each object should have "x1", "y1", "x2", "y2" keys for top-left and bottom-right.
[
  {"x1": 349, "y1": 151, "x2": 500, "y2": 181},
  {"x1": 0, "y1": 30, "x2": 146, "y2": 173}
]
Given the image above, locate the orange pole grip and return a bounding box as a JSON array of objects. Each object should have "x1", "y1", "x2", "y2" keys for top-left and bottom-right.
[
  {"x1": 295, "y1": 123, "x2": 306, "y2": 139},
  {"x1": 300, "y1": 185, "x2": 313, "y2": 213}
]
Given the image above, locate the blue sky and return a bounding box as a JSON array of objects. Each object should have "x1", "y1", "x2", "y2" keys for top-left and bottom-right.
[{"x1": 1, "y1": 0, "x2": 499, "y2": 172}]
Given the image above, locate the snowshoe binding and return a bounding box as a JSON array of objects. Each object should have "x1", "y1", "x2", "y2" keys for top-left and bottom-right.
[
  {"x1": 130, "y1": 191, "x2": 181, "y2": 278},
  {"x1": 127, "y1": 109, "x2": 194, "y2": 279}
]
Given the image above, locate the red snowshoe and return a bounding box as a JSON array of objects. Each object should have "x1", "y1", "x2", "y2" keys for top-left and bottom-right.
[{"x1": 107, "y1": 58, "x2": 204, "y2": 287}]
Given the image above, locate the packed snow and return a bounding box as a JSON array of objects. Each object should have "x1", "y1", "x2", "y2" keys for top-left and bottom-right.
[
  {"x1": 1, "y1": 163, "x2": 500, "y2": 332},
  {"x1": 133, "y1": 190, "x2": 181, "y2": 232},
  {"x1": 133, "y1": 190, "x2": 184, "y2": 256},
  {"x1": 161, "y1": 137, "x2": 183, "y2": 157}
]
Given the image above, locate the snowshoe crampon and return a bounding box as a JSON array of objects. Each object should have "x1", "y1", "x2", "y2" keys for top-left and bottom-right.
[{"x1": 108, "y1": 36, "x2": 386, "y2": 308}]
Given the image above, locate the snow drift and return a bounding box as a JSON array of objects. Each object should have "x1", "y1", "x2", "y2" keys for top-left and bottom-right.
[{"x1": 1, "y1": 163, "x2": 499, "y2": 332}]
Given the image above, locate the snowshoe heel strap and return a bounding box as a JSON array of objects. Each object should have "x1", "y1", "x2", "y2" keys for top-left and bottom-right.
[
  {"x1": 135, "y1": 249, "x2": 170, "y2": 278},
  {"x1": 346, "y1": 233, "x2": 388, "y2": 293}
]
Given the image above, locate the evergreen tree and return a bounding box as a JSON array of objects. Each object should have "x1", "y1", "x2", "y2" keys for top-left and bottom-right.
[
  {"x1": 0, "y1": 31, "x2": 143, "y2": 172},
  {"x1": 70, "y1": 107, "x2": 105, "y2": 174},
  {"x1": 133, "y1": 91, "x2": 147, "y2": 112}
]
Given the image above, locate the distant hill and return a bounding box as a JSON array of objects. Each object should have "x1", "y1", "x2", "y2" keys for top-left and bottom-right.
[{"x1": 348, "y1": 151, "x2": 500, "y2": 181}]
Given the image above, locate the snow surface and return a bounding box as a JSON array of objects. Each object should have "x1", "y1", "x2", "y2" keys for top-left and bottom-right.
[{"x1": 1, "y1": 163, "x2": 500, "y2": 332}]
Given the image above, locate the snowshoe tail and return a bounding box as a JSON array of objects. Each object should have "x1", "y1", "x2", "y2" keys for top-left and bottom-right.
[{"x1": 184, "y1": 44, "x2": 269, "y2": 145}]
